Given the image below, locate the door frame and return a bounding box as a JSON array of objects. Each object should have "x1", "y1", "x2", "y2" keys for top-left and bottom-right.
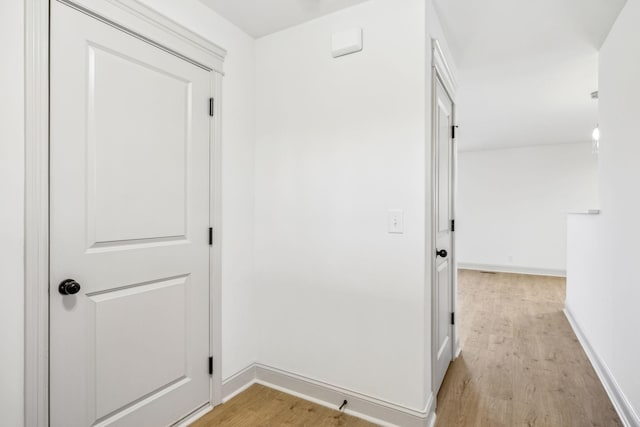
[
  {"x1": 24, "y1": 1, "x2": 226, "y2": 425},
  {"x1": 430, "y1": 39, "x2": 459, "y2": 398}
]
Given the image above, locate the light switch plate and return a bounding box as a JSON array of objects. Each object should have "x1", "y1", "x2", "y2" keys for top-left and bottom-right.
[{"x1": 388, "y1": 210, "x2": 404, "y2": 234}]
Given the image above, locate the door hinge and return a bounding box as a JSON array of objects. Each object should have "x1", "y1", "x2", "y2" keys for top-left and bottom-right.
[
  {"x1": 209, "y1": 98, "x2": 214, "y2": 117},
  {"x1": 452, "y1": 125, "x2": 458, "y2": 139},
  {"x1": 451, "y1": 219, "x2": 455, "y2": 232},
  {"x1": 209, "y1": 227, "x2": 213, "y2": 245},
  {"x1": 208, "y1": 357, "x2": 213, "y2": 376},
  {"x1": 451, "y1": 312, "x2": 455, "y2": 325}
]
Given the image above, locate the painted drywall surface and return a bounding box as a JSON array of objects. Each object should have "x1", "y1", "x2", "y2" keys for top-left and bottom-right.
[
  {"x1": 567, "y1": 0, "x2": 640, "y2": 418},
  {"x1": 456, "y1": 143, "x2": 598, "y2": 274},
  {"x1": 255, "y1": 0, "x2": 429, "y2": 410},
  {"x1": 0, "y1": 1, "x2": 25, "y2": 425},
  {"x1": 124, "y1": 0, "x2": 258, "y2": 380},
  {"x1": 566, "y1": 214, "x2": 610, "y2": 355}
]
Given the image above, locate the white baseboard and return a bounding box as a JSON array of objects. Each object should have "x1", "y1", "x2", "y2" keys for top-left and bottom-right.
[
  {"x1": 458, "y1": 263, "x2": 566, "y2": 277},
  {"x1": 221, "y1": 364, "x2": 257, "y2": 403},
  {"x1": 218, "y1": 363, "x2": 436, "y2": 427},
  {"x1": 454, "y1": 338, "x2": 461, "y2": 359},
  {"x1": 175, "y1": 403, "x2": 212, "y2": 427},
  {"x1": 564, "y1": 307, "x2": 640, "y2": 427}
]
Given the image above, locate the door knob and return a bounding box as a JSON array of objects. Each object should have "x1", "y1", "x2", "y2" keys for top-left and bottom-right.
[
  {"x1": 436, "y1": 249, "x2": 448, "y2": 258},
  {"x1": 59, "y1": 279, "x2": 81, "y2": 295}
]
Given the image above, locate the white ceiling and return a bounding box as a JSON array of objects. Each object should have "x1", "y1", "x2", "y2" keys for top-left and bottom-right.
[
  {"x1": 434, "y1": 0, "x2": 627, "y2": 151},
  {"x1": 199, "y1": 0, "x2": 371, "y2": 38},
  {"x1": 199, "y1": 0, "x2": 626, "y2": 150}
]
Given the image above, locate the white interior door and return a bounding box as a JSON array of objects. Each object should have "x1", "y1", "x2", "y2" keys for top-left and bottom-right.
[
  {"x1": 433, "y1": 76, "x2": 455, "y2": 394},
  {"x1": 50, "y1": 2, "x2": 212, "y2": 426}
]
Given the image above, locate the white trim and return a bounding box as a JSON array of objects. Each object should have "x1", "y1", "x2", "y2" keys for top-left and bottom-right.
[
  {"x1": 57, "y1": 0, "x2": 226, "y2": 72},
  {"x1": 564, "y1": 307, "x2": 640, "y2": 427},
  {"x1": 173, "y1": 404, "x2": 213, "y2": 427},
  {"x1": 428, "y1": 66, "x2": 438, "y2": 406},
  {"x1": 215, "y1": 363, "x2": 436, "y2": 427},
  {"x1": 430, "y1": 37, "x2": 458, "y2": 403},
  {"x1": 24, "y1": 0, "x2": 50, "y2": 425},
  {"x1": 568, "y1": 209, "x2": 601, "y2": 215},
  {"x1": 431, "y1": 39, "x2": 457, "y2": 101},
  {"x1": 458, "y1": 263, "x2": 566, "y2": 277},
  {"x1": 451, "y1": 137, "x2": 460, "y2": 361},
  {"x1": 453, "y1": 344, "x2": 462, "y2": 359},
  {"x1": 257, "y1": 364, "x2": 436, "y2": 427},
  {"x1": 457, "y1": 140, "x2": 593, "y2": 154},
  {"x1": 24, "y1": 1, "x2": 226, "y2": 425},
  {"x1": 209, "y1": 71, "x2": 224, "y2": 407},
  {"x1": 221, "y1": 365, "x2": 257, "y2": 403}
]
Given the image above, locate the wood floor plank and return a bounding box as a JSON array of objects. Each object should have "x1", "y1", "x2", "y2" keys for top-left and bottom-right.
[
  {"x1": 191, "y1": 384, "x2": 375, "y2": 427},
  {"x1": 435, "y1": 270, "x2": 622, "y2": 427}
]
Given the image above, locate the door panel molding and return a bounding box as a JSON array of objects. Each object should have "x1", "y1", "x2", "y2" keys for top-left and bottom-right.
[{"x1": 24, "y1": 1, "x2": 225, "y2": 425}]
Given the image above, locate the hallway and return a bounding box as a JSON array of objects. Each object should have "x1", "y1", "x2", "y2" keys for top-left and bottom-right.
[{"x1": 435, "y1": 270, "x2": 620, "y2": 426}]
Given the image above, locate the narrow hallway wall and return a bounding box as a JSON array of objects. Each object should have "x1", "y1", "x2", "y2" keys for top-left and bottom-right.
[{"x1": 567, "y1": 0, "x2": 640, "y2": 423}]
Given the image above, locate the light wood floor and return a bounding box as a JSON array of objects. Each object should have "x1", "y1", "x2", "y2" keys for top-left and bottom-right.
[
  {"x1": 191, "y1": 384, "x2": 374, "y2": 427},
  {"x1": 435, "y1": 269, "x2": 621, "y2": 427},
  {"x1": 193, "y1": 270, "x2": 621, "y2": 426}
]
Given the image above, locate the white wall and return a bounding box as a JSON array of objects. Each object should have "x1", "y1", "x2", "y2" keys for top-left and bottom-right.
[
  {"x1": 254, "y1": 0, "x2": 434, "y2": 410},
  {"x1": 457, "y1": 143, "x2": 598, "y2": 275},
  {"x1": 566, "y1": 0, "x2": 640, "y2": 422},
  {"x1": 566, "y1": 213, "x2": 606, "y2": 345},
  {"x1": 136, "y1": 0, "x2": 258, "y2": 381},
  {"x1": 0, "y1": 1, "x2": 25, "y2": 426}
]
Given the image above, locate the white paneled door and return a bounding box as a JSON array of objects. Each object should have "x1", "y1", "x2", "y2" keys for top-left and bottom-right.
[
  {"x1": 433, "y1": 76, "x2": 455, "y2": 394},
  {"x1": 50, "y1": 2, "x2": 212, "y2": 426}
]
